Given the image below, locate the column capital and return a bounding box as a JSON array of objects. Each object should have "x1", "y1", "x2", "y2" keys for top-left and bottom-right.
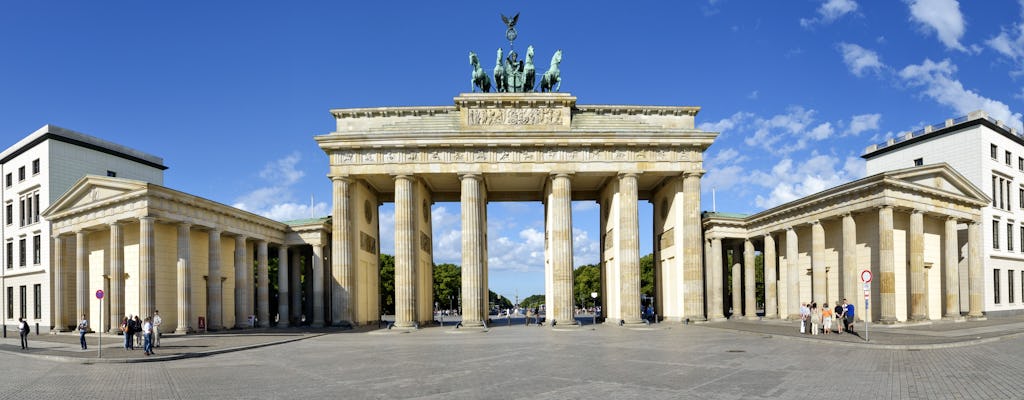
[
  {"x1": 841, "y1": 212, "x2": 854, "y2": 218},
  {"x1": 682, "y1": 170, "x2": 706, "y2": 179},
  {"x1": 877, "y1": 204, "x2": 893, "y2": 210},
  {"x1": 177, "y1": 221, "x2": 193, "y2": 229},
  {"x1": 946, "y1": 215, "x2": 959, "y2": 222},
  {"x1": 458, "y1": 172, "x2": 482, "y2": 181},
  {"x1": 911, "y1": 209, "x2": 924, "y2": 215},
  {"x1": 550, "y1": 172, "x2": 574, "y2": 179},
  {"x1": 279, "y1": 243, "x2": 290, "y2": 250},
  {"x1": 763, "y1": 232, "x2": 774, "y2": 240},
  {"x1": 785, "y1": 226, "x2": 795, "y2": 232},
  {"x1": 108, "y1": 221, "x2": 123, "y2": 228},
  {"x1": 618, "y1": 171, "x2": 641, "y2": 179},
  {"x1": 331, "y1": 175, "x2": 352, "y2": 183},
  {"x1": 138, "y1": 215, "x2": 156, "y2": 222},
  {"x1": 393, "y1": 174, "x2": 415, "y2": 182},
  {"x1": 810, "y1": 219, "x2": 821, "y2": 226}
]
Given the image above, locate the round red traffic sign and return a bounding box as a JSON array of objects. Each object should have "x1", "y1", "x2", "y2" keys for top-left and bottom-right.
[
  {"x1": 861, "y1": 269, "x2": 872, "y2": 283},
  {"x1": 96, "y1": 289, "x2": 104, "y2": 299}
]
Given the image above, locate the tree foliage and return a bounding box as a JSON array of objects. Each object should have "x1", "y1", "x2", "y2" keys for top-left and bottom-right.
[
  {"x1": 433, "y1": 263, "x2": 461, "y2": 309},
  {"x1": 519, "y1": 294, "x2": 544, "y2": 309},
  {"x1": 640, "y1": 254, "x2": 654, "y2": 298},
  {"x1": 379, "y1": 254, "x2": 395, "y2": 314},
  {"x1": 574, "y1": 264, "x2": 600, "y2": 307},
  {"x1": 490, "y1": 290, "x2": 513, "y2": 309}
]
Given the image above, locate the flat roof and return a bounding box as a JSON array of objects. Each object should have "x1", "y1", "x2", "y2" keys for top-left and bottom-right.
[
  {"x1": 862, "y1": 111, "x2": 1023, "y2": 160},
  {"x1": 0, "y1": 124, "x2": 167, "y2": 170}
]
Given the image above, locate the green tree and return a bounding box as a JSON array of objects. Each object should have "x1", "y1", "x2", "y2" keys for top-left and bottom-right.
[
  {"x1": 519, "y1": 294, "x2": 544, "y2": 309},
  {"x1": 379, "y1": 254, "x2": 395, "y2": 314},
  {"x1": 490, "y1": 290, "x2": 512, "y2": 310},
  {"x1": 574, "y1": 264, "x2": 600, "y2": 308},
  {"x1": 433, "y1": 263, "x2": 461, "y2": 310},
  {"x1": 640, "y1": 254, "x2": 655, "y2": 298}
]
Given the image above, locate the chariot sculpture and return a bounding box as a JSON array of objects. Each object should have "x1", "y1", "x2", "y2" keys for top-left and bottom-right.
[{"x1": 468, "y1": 13, "x2": 562, "y2": 93}]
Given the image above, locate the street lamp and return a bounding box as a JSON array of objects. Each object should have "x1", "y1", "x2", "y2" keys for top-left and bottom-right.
[{"x1": 590, "y1": 292, "x2": 598, "y2": 326}]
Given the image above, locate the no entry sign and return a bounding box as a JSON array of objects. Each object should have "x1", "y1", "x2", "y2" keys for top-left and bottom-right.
[{"x1": 861, "y1": 269, "x2": 873, "y2": 283}]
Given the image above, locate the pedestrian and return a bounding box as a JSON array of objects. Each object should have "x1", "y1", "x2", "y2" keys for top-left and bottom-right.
[
  {"x1": 834, "y1": 302, "x2": 845, "y2": 334},
  {"x1": 799, "y1": 303, "x2": 810, "y2": 334},
  {"x1": 843, "y1": 299, "x2": 855, "y2": 333},
  {"x1": 142, "y1": 316, "x2": 154, "y2": 356},
  {"x1": 121, "y1": 316, "x2": 132, "y2": 350},
  {"x1": 810, "y1": 303, "x2": 821, "y2": 335},
  {"x1": 822, "y1": 303, "x2": 832, "y2": 335},
  {"x1": 78, "y1": 314, "x2": 89, "y2": 349},
  {"x1": 525, "y1": 308, "x2": 533, "y2": 326},
  {"x1": 133, "y1": 315, "x2": 143, "y2": 348},
  {"x1": 153, "y1": 310, "x2": 162, "y2": 348},
  {"x1": 18, "y1": 317, "x2": 30, "y2": 350}
]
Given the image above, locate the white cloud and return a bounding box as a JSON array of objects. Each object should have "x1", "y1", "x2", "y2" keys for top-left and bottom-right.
[
  {"x1": 698, "y1": 111, "x2": 753, "y2": 136},
  {"x1": 749, "y1": 153, "x2": 865, "y2": 208},
  {"x1": 844, "y1": 113, "x2": 882, "y2": 136},
  {"x1": 744, "y1": 106, "x2": 820, "y2": 154},
  {"x1": 985, "y1": 1, "x2": 1024, "y2": 75},
  {"x1": 808, "y1": 122, "x2": 834, "y2": 140},
  {"x1": 232, "y1": 152, "x2": 327, "y2": 221},
  {"x1": 899, "y1": 58, "x2": 1024, "y2": 130},
  {"x1": 747, "y1": 90, "x2": 759, "y2": 100},
  {"x1": 573, "y1": 201, "x2": 599, "y2": 212},
  {"x1": 906, "y1": 0, "x2": 969, "y2": 52},
  {"x1": 801, "y1": 0, "x2": 859, "y2": 27},
  {"x1": 838, "y1": 43, "x2": 885, "y2": 77}
]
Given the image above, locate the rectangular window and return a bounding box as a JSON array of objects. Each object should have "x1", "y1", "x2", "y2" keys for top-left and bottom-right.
[
  {"x1": 25, "y1": 196, "x2": 32, "y2": 225},
  {"x1": 4, "y1": 204, "x2": 10, "y2": 225},
  {"x1": 17, "y1": 166, "x2": 24, "y2": 181},
  {"x1": 1019, "y1": 188, "x2": 1023, "y2": 209},
  {"x1": 31, "y1": 159, "x2": 39, "y2": 175},
  {"x1": 1019, "y1": 157, "x2": 1023, "y2": 171},
  {"x1": 18, "y1": 198, "x2": 24, "y2": 226},
  {"x1": 1009, "y1": 224, "x2": 1014, "y2": 251},
  {"x1": 1008, "y1": 180, "x2": 1013, "y2": 211},
  {"x1": 914, "y1": 158, "x2": 923, "y2": 166},
  {"x1": 18, "y1": 286, "x2": 26, "y2": 320},
  {"x1": 993, "y1": 176, "x2": 999, "y2": 207},
  {"x1": 6, "y1": 287, "x2": 12, "y2": 319},
  {"x1": 106, "y1": 170, "x2": 116, "y2": 178},
  {"x1": 995, "y1": 269, "x2": 1002, "y2": 304},
  {"x1": 32, "y1": 235, "x2": 40, "y2": 265},
  {"x1": 18, "y1": 239, "x2": 25, "y2": 267},
  {"x1": 1007, "y1": 151, "x2": 1013, "y2": 165},
  {"x1": 3, "y1": 173, "x2": 9, "y2": 187},
  {"x1": 1010, "y1": 272, "x2": 1016, "y2": 303},
  {"x1": 992, "y1": 144, "x2": 999, "y2": 159},
  {"x1": 32, "y1": 284, "x2": 41, "y2": 319},
  {"x1": 33, "y1": 193, "x2": 39, "y2": 223},
  {"x1": 5, "y1": 242, "x2": 11, "y2": 269},
  {"x1": 993, "y1": 220, "x2": 1000, "y2": 249}
]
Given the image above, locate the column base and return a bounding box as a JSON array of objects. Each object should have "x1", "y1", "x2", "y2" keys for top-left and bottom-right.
[
  {"x1": 331, "y1": 321, "x2": 354, "y2": 329},
  {"x1": 878, "y1": 317, "x2": 898, "y2": 325},
  {"x1": 942, "y1": 315, "x2": 966, "y2": 322},
  {"x1": 707, "y1": 316, "x2": 729, "y2": 322},
  {"x1": 967, "y1": 314, "x2": 987, "y2": 321},
  {"x1": 909, "y1": 314, "x2": 928, "y2": 322},
  {"x1": 744, "y1": 315, "x2": 762, "y2": 321},
  {"x1": 787, "y1": 313, "x2": 802, "y2": 321},
  {"x1": 174, "y1": 328, "x2": 192, "y2": 334}
]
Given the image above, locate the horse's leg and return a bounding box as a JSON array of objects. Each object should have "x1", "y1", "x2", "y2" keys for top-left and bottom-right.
[{"x1": 555, "y1": 77, "x2": 561, "y2": 92}]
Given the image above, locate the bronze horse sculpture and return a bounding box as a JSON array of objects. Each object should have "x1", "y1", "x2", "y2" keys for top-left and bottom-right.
[
  {"x1": 523, "y1": 45, "x2": 536, "y2": 92},
  {"x1": 539, "y1": 49, "x2": 562, "y2": 92},
  {"x1": 493, "y1": 48, "x2": 507, "y2": 93},
  {"x1": 469, "y1": 51, "x2": 492, "y2": 93}
]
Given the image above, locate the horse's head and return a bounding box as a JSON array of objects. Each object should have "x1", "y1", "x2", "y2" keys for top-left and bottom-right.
[
  {"x1": 526, "y1": 45, "x2": 534, "y2": 62},
  {"x1": 469, "y1": 52, "x2": 479, "y2": 66},
  {"x1": 551, "y1": 49, "x2": 562, "y2": 66},
  {"x1": 496, "y1": 48, "x2": 503, "y2": 64}
]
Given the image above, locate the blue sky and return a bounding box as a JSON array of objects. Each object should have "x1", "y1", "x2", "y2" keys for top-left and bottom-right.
[{"x1": 3, "y1": 1, "x2": 1023, "y2": 301}]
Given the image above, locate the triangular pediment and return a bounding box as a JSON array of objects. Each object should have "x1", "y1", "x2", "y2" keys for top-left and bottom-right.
[
  {"x1": 42, "y1": 175, "x2": 149, "y2": 217},
  {"x1": 885, "y1": 163, "x2": 989, "y2": 203}
]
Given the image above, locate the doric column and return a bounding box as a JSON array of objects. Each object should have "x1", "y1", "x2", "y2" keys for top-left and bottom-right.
[
  {"x1": 312, "y1": 244, "x2": 325, "y2": 327},
  {"x1": 550, "y1": 173, "x2": 575, "y2": 325},
  {"x1": 277, "y1": 245, "x2": 290, "y2": 328},
  {"x1": 393, "y1": 174, "x2": 416, "y2": 328},
  {"x1": 256, "y1": 239, "x2": 269, "y2": 327},
  {"x1": 331, "y1": 176, "x2": 354, "y2": 326},
  {"x1": 290, "y1": 250, "x2": 301, "y2": 322},
  {"x1": 234, "y1": 235, "x2": 249, "y2": 329},
  {"x1": 943, "y1": 217, "x2": 960, "y2": 319},
  {"x1": 879, "y1": 206, "x2": 896, "y2": 324},
  {"x1": 909, "y1": 210, "x2": 926, "y2": 320},
  {"x1": 842, "y1": 213, "x2": 857, "y2": 310},
  {"x1": 175, "y1": 223, "x2": 192, "y2": 334},
  {"x1": 709, "y1": 238, "x2": 724, "y2": 320},
  {"x1": 53, "y1": 235, "x2": 67, "y2": 331},
  {"x1": 139, "y1": 217, "x2": 156, "y2": 320},
  {"x1": 811, "y1": 220, "x2": 825, "y2": 306},
  {"x1": 460, "y1": 173, "x2": 485, "y2": 327},
  {"x1": 743, "y1": 239, "x2": 756, "y2": 319},
  {"x1": 682, "y1": 171, "x2": 705, "y2": 321},
  {"x1": 207, "y1": 228, "x2": 223, "y2": 330},
  {"x1": 109, "y1": 222, "x2": 125, "y2": 334},
  {"x1": 731, "y1": 242, "x2": 742, "y2": 317},
  {"x1": 704, "y1": 239, "x2": 713, "y2": 319},
  {"x1": 764, "y1": 233, "x2": 777, "y2": 318},
  {"x1": 967, "y1": 221, "x2": 984, "y2": 318},
  {"x1": 619, "y1": 172, "x2": 642, "y2": 324},
  {"x1": 75, "y1": 230, "x2": 89, "y2": 325},
  {"x1": 786, "y1": 227, "x2": 800, "y2": 319}
]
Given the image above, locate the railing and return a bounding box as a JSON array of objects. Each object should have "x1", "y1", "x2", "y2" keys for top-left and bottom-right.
[{"x1": 864, "y1": 111, "x2": 1022, "y2": 155}]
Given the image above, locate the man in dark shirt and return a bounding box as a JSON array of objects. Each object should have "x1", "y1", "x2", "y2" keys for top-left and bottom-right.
[{"x1": 843, "y1": 299, "x2": 855, "y2": 333}]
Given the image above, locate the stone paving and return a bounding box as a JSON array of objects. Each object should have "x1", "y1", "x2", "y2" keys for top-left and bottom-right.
[{"x1": 1, "y1": 316, "x2": 1023, "y2": 399}]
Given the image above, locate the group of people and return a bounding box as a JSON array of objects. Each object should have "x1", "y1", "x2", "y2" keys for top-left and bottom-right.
[
  {"x1": 800, "y1": 299, "x2": 856, "y2": 336},
  {"x1": 118, "y1": 310, "x2": 162, "y2": 356}
]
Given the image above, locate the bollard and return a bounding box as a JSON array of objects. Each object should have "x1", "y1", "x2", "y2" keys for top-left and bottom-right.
[
  {"x1": 2, "y1": 324, "x2": 6, "y2": 338},
  {"x1": 35, "y1": 322, "x2": 39, "y2": 335}
]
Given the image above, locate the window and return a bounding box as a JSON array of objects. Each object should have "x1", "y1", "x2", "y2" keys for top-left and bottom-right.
[
  {"x1": 995, "y1": 269, "x2": 1002, "y2": 304},
  {"x1": 1020, "y1": 226, "x2": 1023, "y2": 254},
  {"x1": 25, "y1": 196, "x2": 31, "y2": 225},
  {"x1": 1019, "y1": 188, "x2": 1023, "y2": 209},
  {"x1": 1009, "y1": 224, "x2": 1014, "y2": 251},
  {"x1": 1007, "y1": 151, "x2": 1013, "y2": 165},
  {"x1": 6, "y1": 287, "x2": 12, "y2": 319},
  {"x1": 26, "y1": 191, "x2": 39, "y2": 224},
  {"x1": 31, "y1": 159, "x2": 39, "y2": 175},
  {"x1": 18, "y1": 239, "x2": 25, "y2": 267},
  {"x1": 3, "y1": 173, "x2": 9, "y2": 187},
  {"x1": 1010, "y1": 272, "x2": 1016, "y2": 303},
  {"x1": 993, "y1": 220, "x2": 1000, "y2": 249},
  {"x1": 993, "y1": 176, "x2": 998, "y2": 207},
  {"x1": 18, "y1": 198, "x2": 24, "y2": 226},
  {"x1": 1018, "y1": 157, "x2": 1023, "y2": 171},
  {"x1": 4, "y1": 204, "x2": 10, "y2": 225},
  {"x1": 992, "y1": 144, "x2": 999, "y2": 159},
  {"x1": 32, "y1": 235, "x2": 40, "y2": 265},
  {"x1": 5, "y1": 242, "x2": 11, "y2": 269},
  {"x1": 17, "y1": 166, "x2": 24, "y2": 181},
  {"x1": 32, "y1": 284, "x2": 40, "y2": 319},
  {"x1": 106, "y1": 170, "x2": 116, "y2": 177},
  {"x1": 913, "y1": 158, "x2": 923, "y2": 166},
  {"x1": 18, "y1": 286, "x2": 25, "y2": 319}
]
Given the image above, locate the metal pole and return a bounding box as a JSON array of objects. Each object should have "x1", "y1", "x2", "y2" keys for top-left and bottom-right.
[{"x1": 98, "y1": 298, "x2": 103, "y2": 358}]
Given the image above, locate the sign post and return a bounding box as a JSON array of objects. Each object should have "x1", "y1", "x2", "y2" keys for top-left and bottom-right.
[
  {"x1": 860, "y1": 270, "x2": 871, "y2": 342},
  {"x1": 95, "y1": 289, "x2": 105, "y2": 358}
]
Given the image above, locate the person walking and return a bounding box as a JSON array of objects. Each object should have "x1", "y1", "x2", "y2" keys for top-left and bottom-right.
[
  {"x1": 121, "y1": 316, "x2": 132, "y2": 350},
  {"x1": 77, "y1": 314, "x2": 89, "y2": 349},
  {"x1": 152, "y1": 310, "x2": 162, "y2": 348},
  {"x1": 810, "y1": 303, "x2": 821, "y2": 335},
  {"x1": 822, "y1": 304, "x2": 832, "y2": 335},
  {"x1": 142, "y1": 316, "x2": 154, "y2": 356},
  {"x1": 18, "y1": 317, "x2": 30, "y2": 350}
]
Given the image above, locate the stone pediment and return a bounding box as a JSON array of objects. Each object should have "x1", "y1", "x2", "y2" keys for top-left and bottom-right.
[
  {"x1": 885, "y1": 162, "x2": 989, "y2": 203},
  {"x1": 42, "y1": 175, "x2": 148, "y2": 218}
]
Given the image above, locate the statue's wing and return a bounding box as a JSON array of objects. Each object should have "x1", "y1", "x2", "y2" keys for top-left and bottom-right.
[
  {"x1": 510, "y1": 13, "x2": 519, "y2": 27},
  {"x1": 501, "y1": 14, "x2": 510, "y2": 26}
]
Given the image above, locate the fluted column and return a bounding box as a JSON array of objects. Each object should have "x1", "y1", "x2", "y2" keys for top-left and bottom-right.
[
  {"x1": 967, "y1": 221, "x2": 984, "y2": 318},
  {"x1": 943, "y1": 218, "x2": 960, "y2": 319},
  {"x1": 619, "y1": 173, "x2": 642, "y2": 324},
  {"x1": 682, "y1": 171, "x2": 705, "y2": 321},
  {"x1": 207, "y1": 228, "x2": 223, "y2": 330},
  {"x1": 909, "y1": 210, "x2": 926, "y2": 320},
  {"x1": 234, "y1": 235, "x2": 249, "y2": 329},
  {"x1": 176, "y1": 223, "x2": 192, "y2": 334},
  {"x1": 731, "y1": 242, "x2": 742, "y2": 317},
  {"x1": 709, "y1": 238, "x2": 724, "y2": 320},
  {"x1": 109, "y1": 223, "x2": 125, "y2": 334},
  {"x1": 393, "y1": 174, "x2": 416, "y2": 328},
  {"x1": 332, "y1": 176, "x2": 354, "y2": 326},
  {"x1": 290, "y1": 250, "x2": 301, "y2": 322},
  {"x1": 278, "y1": 245, "x2": 290, "y2": 328},
  {"x1": 312, "y1": 244, "x2": 325, "y2": 327},
  {"x1": 460, "y1": 173, "x2": 485, "y2": 327},
  {"x1": 704, "y1": 239, "x2": 713, "y2": 319},
  {"x1": 811, "y1": 220, "x2": 825, "y2": 306},
  {"x1": 842, "y1": 214, "x2": 857, "y2": 311},
  {"x1": 256, "y1": 240, "x2": 269, "y2": 327},
  {"x1": 75, "y1": 230, "x2": 89, "y2": 326},
  {"x1": 550, "y1": 173, "x2": 575, "y2": 325},
  {"x1": 879, "y1": 206, "x2": 896, "y2": 324},
  {"x1": 764, "y1": 233, "x2": 777, "y2": 318},
  {"x1": 743, "y1": 239, "x2": 756, "y2": 319},
  {"x1": 139, "y1": 217, "x2": 156, "y2": 320},
  {"x1": 53, "y1": 235, "x2": 67, "y2": 331},
  {"x1": 786, "y1": 227, "x2": 800, "y2": 319}
]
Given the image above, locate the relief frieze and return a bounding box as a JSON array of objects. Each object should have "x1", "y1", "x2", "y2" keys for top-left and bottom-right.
[
  {"x1": 465, "y1": 108, "x2": 564, "y2": 126},
  {"x1": 335, "y1": 145, "x2": 700, "y2": 166}
]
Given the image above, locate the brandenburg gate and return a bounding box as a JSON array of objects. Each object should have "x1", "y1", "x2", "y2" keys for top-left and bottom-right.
[{"x1": 316, "y1": 92, "x2": 717, "y2": 328}]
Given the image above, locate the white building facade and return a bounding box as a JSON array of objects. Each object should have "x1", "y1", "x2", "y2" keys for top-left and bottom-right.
[
  {"x1": 864, "y1": 111, "x2": 1024, "y2": 316},
  {"x1": 1, "y1": 125, "x2": 166, "y2": 332}
]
